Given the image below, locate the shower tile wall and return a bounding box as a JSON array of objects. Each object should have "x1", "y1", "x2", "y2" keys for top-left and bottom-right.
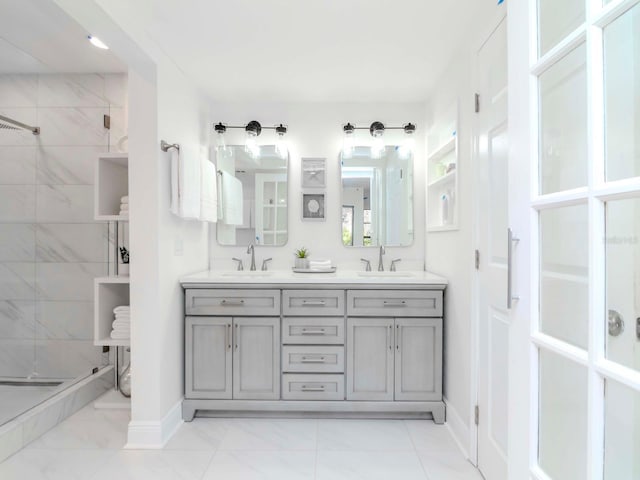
[{"x1": 0, "y1": 73, "x2": 127, "y2": 379}]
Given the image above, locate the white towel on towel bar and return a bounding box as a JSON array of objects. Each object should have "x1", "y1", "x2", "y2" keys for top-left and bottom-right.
[
  {"x1": 199, "y1": 158, "x2": 218, "y2": 223},
  {"x1": 218, "y1": 170, "x2": 243, "y2": 225},
  {"x1": 170, "y1": 145, "x2": 201, "y2": 219}
]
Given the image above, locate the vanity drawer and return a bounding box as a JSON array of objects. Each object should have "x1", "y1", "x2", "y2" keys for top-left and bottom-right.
[
  {"x1": 346, "y1": 290, "x2": 443, "y2": 317},
  {"x1": 282, "y1": 317, "x2": 345, "y2": 345},
  {"x1": 282, "y1": 290, "x2": 344, "y2": 316},
  {"x1": 185, "y1": 289, "x2": 280, "y2": 316},
  {"x1": 282, "y1": 346, "x2": 344, "y2": 373},
  {"x1": 282, "y1": 374, "x2": 345, "y2": 400}
]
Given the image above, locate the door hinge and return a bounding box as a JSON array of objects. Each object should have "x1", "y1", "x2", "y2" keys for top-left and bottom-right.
[
  {"x1": 475, "y1": 250, "x2": 480, "y2": 270},
  {"x1": 474, "y1": 93, "x2": 480, "y2": 113},
  {"x1": 475, "y1": 405, "x2": 479, "y2": 425},
  {"x1": 103, "y1": 114, "x2": 111, "y2": 130}
]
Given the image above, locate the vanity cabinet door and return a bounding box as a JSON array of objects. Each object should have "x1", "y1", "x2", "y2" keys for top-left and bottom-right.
[
  {"x1": 185, "y1": 317, "x2": 232, "y2": 399},
  {"x1": 394, "y1": 318, "x2": 443, "y2": 401},
  {"x1": 346, "y1": 318, "x2": 394, "y2": 401},
  {"x1": 233, "y1": 317, "x2": 280, "y2": 400}
]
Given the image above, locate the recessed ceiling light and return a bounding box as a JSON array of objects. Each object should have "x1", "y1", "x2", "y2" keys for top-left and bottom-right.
[{"x1": 87, "y1": 35, "x2": 109, "y2": 50}]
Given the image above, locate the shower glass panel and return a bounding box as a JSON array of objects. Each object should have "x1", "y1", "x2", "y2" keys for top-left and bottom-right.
[{"x1": 0, "y1": 73, "x2": 125, "y2": 426}]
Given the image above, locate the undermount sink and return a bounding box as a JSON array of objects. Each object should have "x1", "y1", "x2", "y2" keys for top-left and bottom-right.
[
  {"x1": 221, "y1": 271, "x2": 274, "y2": 277},
  {"x1": 357, "y1": 272, "x2": 415, "y2": 278}
]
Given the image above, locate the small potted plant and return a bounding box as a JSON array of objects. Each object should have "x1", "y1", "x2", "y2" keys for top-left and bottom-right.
[{"x1": 294, "y1": 247, "x2": 310, "y2": 269}]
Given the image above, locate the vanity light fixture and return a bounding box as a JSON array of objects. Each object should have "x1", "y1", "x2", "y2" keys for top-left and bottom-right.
[
  {"x1": 87, "y1": 35, "x2": 109, "y2": 50},
  {"x1": 214, "y1": 122, "x2": 227, "y2": 152},
  {"x1": 275, "y1": 124, "x2": 288, "y2": 159},
  {"x1": 213, "y1": 121, "x2": 288, "y2": 158},
  {"x1": 341, "y1": 121, "x2": 417, "y2": 159},
  {"x1": 399, "y1": 123, "x2": 416, "y2": 159},
  {"x1": 342, "y1": 123, "x2": 356, "y2": 159}
]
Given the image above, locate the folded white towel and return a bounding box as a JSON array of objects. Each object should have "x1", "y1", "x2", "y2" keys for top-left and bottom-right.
[
  {"x1": 119, "y1": 211, "x2": 129, "y2": 217},
  {"x1": 113, "y1": 317, "x2": 130, "y2": 324},
  {"x1": 120, "y1": 204, "x2": 129, "y2": 211},
  {"x1": 112, "y1": 325, "x2": 130, "y2": 333},
  {"x1": 114, "y1": 313, "x2": 130, "y2": 318},
  {"x1": 113, "y1": 306, "x2": 130, "y2": 314},
  {"x1": 218, "y1": 171, "x2": 243, "y2": 225},
  {"x1": 199, "y1": 158, "x2": 218, "y2": 223},
  {"x1": 170, "y1": 144, "x2": 201, "y2": 219},
  {"x1": 121, "y1": 196, "x2": 129, "y2": 203},
  {"x1": 309, "y1": 260, "x2": 332, "y2": 269},
  {"x1": 110, "y1": 330, "x2": 129, "y2": 340}
]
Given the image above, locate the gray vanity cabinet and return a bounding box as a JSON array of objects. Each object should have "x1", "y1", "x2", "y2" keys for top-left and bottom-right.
[
  {"x1": 185, "y1": 317, "x2": 232, "y2": 399},
  {"x1": 394, "y1": 317, "x2": 443, "y2": 401},
  {"x1": 182, "y1": 284, "x2": 445, "y2": 423},
  {"x1": 233, "y1": 317, "x2": 280, "y2": 400},
  {"x1": 185, "y1": 316, "x2": 279, "y2": 401},
  {"x1": 346, "y1": 318, "x2": 395, "y2": 401},
  {"x1": 346, "y1": 317, "x2": 443, "y2": 402}
]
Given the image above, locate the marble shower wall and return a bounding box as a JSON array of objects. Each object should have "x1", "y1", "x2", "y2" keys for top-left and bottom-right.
[{"x1": 0, "y1": 73, "x2": 128, "y2": 378}]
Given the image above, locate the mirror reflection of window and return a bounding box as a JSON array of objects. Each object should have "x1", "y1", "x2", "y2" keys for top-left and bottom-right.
[
  {"x1": 340, "y1": 146, "x2": 413, "y2": 247},
  {"x1": 342, "y1": 206, "x2": 354, "y2": 246}
]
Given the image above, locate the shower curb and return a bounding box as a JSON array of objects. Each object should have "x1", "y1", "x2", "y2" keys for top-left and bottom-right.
[{"x1": 0, "y1": 366, "x2": 113, "y2": 463}]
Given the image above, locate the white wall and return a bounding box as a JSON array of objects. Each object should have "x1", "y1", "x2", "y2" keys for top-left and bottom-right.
[
  {"x1": 423, "y1": 0, "x2": 504, "y2": 459},
  {"x1": 208, "y1": 102, "x2": 426, "y2": 271}
]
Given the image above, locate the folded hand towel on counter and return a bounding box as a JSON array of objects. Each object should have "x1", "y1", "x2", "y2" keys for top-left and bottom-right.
[
  {"x1": 218, "y1": 171, "x2": 243, "y2": 225},
  {"x1": 199, "y1": 157, "x2": 218, "y2": 223},
  {"x1": 170, "y1": 144, "x2": 201, "y2": 219},
  {"x1": 113, "y1": 306, "x2": 130, "y2": 314},
  {"x1": 308, "y1": 260, "x2": 333, "y2": 271}
]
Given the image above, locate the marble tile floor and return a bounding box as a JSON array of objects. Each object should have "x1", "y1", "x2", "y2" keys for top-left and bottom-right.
[{"x1": 0, "y1": 404, "x2": 484, "y2": 480}]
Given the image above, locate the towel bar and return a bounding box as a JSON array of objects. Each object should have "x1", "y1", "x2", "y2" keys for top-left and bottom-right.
[{"x1": 161, "y1": 140, "x2": 180, "y2": 152}]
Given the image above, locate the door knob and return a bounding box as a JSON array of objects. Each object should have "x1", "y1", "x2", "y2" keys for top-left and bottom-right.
[{"x1": 608, "y1": 309, "x2": 624, "y2": 337}]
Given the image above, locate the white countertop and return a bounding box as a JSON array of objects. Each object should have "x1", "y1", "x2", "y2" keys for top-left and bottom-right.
[{"x1": 180, "y1": 269, "x2": 448, "y2": 286}]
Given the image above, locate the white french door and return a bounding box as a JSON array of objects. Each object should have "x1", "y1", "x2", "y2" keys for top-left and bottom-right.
[{"x1": 509, "y1": 0, "x2": 640, "y2": 479}]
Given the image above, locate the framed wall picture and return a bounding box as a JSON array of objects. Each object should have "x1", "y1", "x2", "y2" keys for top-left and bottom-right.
[
  {"x1": 302, "y1": 193, "x2": 325, "y2": 221},
  {"x1": 301, "y1": 157, "x2": 326, "y2": 188}
]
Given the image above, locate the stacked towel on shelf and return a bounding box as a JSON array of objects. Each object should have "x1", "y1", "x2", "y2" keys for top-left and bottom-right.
[
  {"x1": 110, "y1": 305, "x2": 130, "y2": 340},
  {"x1": 119, "y1": 195, "x2": 129, "y2": 217},
  {"x1": 308, "y1": 259, "x2": 333, "y2": 271}
]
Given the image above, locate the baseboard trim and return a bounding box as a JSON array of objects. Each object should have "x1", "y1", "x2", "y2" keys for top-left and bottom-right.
[
  {"x1": 125, "y1": 399, "x2": 183, "y2": 449},
  {"x1": 443, "y1": 396, "x2": 472, "y2": 460}
]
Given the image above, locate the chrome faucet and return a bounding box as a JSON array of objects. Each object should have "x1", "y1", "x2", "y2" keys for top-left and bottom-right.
[
  {"x1": 378, "y1": 245, "x2": 385, "y2": 271},
  {"x1": 247, "y1": 243, "x2": 256, "y2": 271}
]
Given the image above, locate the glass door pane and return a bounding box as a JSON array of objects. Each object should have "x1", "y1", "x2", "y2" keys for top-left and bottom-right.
[
  {"x1": 539, "y1": 349, "x2": 588, "y2": 480},
  {"x1": 605, "y1": 198, "x2": 640, "y2": 373},
  {"x1": 538, "y1": 0, "x2": 585, "y2": 56},
  {"x1": 604, "y1": 380, "x2": 640, "y2": 479},
  {"x1": 539, "y1": 44, "x2": 588, "y2": 195},
  {"x1": 540, "y1": 204, "x2": 589, "y2": 349},
  {"x1": 604, "y1": 3, "x2": 640, "y2": 181}
]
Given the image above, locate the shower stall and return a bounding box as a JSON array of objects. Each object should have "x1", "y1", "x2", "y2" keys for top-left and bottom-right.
[{"x1": 0, "y1": 73, "x2": 127, "y2": 427}]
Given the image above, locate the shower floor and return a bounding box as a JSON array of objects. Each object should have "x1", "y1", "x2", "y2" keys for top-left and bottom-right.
[{"x1": 0, "y1": 381, "x2": 67, "y2": 426}]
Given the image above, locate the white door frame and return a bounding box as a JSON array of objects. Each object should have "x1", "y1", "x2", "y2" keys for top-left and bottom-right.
[{"x1": 471, "y1": 5, "x2": 509, "y2": 469}]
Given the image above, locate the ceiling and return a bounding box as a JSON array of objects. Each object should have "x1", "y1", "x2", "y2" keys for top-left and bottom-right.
[
  {"x1": 1, "y1": 0, "x2": 487, "y2": 101},
  {"x1": 0, "y1": 0, "x2": 126, "y2": 74},
  {"x1": 94, "y1": 0, "x2": 487, "y2": 102}
]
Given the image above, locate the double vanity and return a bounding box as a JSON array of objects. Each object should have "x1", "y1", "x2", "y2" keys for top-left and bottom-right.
[{"x1": 180, "y1": 270, "x2": 447, "y2": 423}]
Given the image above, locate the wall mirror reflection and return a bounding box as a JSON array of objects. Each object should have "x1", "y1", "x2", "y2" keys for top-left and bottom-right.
[
  {"x1": 216, "y1": 145, "x2": 288, "y2": 246},
  {"x1": 340, "y1": 146, "x2": 413, "y2": 247}
]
